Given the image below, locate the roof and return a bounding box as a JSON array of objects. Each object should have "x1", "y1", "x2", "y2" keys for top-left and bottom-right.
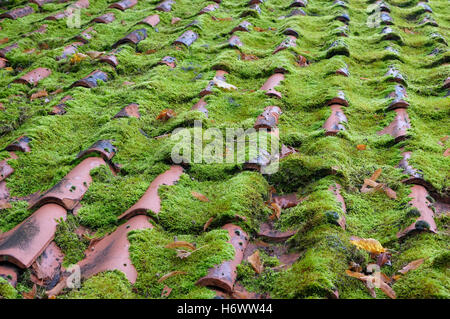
[{"x1": 0, "y1": 0, "x2": 449, "y2": 299}]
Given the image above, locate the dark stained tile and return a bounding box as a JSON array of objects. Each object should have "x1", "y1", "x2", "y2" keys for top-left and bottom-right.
[
  {"x1": 76, "y1": 139, "x2": 117, "y2": 161},
  {"x1": 113, "y1": 103, "x2": 141, "y2": 119},
  {"x1": 0, "y1": 203, "x2": 67, "y2": 268},
  {"x1": 174, "y1": 30, "x2": 199, "y2": 47},
  {"x1": 323, "y1": 104, "x2": 347, "y2": 136},
  {"x1": 0, "y1": 262, "x2": 19, "y2": 287},
  {"x1": 156, "y1": 0, "x2": 175, "y2": 12},
  {"x1": 70, "y1": 70, "x2": 108, "y2": 88},
  {"x1": 91, "y1": 13, "x2": 115, "y2": 24},
  {"x1": 254, "y1": 106, "x2": 282, "y2": 130},
  {"x1": 30, "y1": 241, "x2": 64, "y2": 290},
  {"x1": 108, "y1": 0, "x2": 138, "y2": 11},
  {"x1": 112, "y1": 28, "x2": 148, "y2": 48},
  {"x1": 5, "y1": 136, "x2": 31, "y2": 153},
  {"x1": 257, "y1": 221, "x2": 297, "y2": 242},
  {"x1": 0, "y1": 6, "x2": 34, "y2": 20}
]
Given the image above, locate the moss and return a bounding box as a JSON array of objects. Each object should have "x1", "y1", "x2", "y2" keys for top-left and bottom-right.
[
  {"x1": 0, "y1": 277, "x2": 19, "y2": 299},
  {"x1": 54, "y1": 214, "x2": 89, "y2": 267},
  {"x1": 157, "y1": 171, "x2": 269, "y2": 234},
  {"x1": 64, "y1": 271, "x2": 137, "y2": 299},
  {"x1": 128, "y1": 227, "x2": 234, "y2": 299}
]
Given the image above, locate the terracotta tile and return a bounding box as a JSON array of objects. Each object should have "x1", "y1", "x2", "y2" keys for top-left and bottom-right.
[
  {"x1": 156, "y1": 0, "x2": 175, "y2": 12},
  {"x1": 0, "y1": 57, "x2": 7, "y2": 68},
  {"x1": 113, "y1": 103, "x2": 141, "y2": 119},
  {"x1": 386, "y1": 85, "x2": 409, "y2": 110},
  {"x1": 260, "y1": 73, "x2": 284, "y2": 98},
  {"x1": 418, "y1": 2, "x2": 433, "y2": 13},
  {"x1": 283, "y1": 28, "x2": 299, "y2": 38},
  {"x1": 328, "y1": 183, "x2": 346, "y2": 229},
  {"x1": 199, "y1": 3, "x2": 219, "y2": 15},
  {"x1": 257, "y1": 221, "x2": 297, "y2": 242},
  {"x1": 199, "y1": 70, "x2": 228, "y2": 97},
  {"x1": 158, "y1": 56, "x2": 176, "y2": 68},
  {"x1": 14, "y1": 67, "x2": 51, "y2": 86},
  {"x1": 56, "y1": 42, "x2": 84, "y2": 61},
  {"x1": 77, "y1": 215, "x2": 153, "y2": 283},
  {"x1": 228, "y1": 35, "x2": 243, "y2": 47},
  {"x1": 385, "y1": 66, "x2": 406, "y2": 84},
  {"x1": 76, "y1": 139, "x2": 117, "y2": 161},
  {"x1": 49, "y1": 95, "x2": 72, "y2": 116},
  {"x1": 397, "y1": 151, "x2": 435, "y2": 191},
  {"x1": 74, "y1": 27, "x2": 97, "y2": 44},
  {"x1": 30, "y1": 242, "x2": 64, "y2": 290},
  {"x1": 323, "y1": 104, "x2": 347, "y2": 136},
  {"x1": 336, "y1": 66, "x2": 349, "y2": 77},
  {"x1": 108, "y1": 0, "x2": 137, "y2": 11},
  {"x1": 118, "y1": 165, "x2": 183, "y2": 220},
  {"x1": 280, "y1": 144, "x2": 298, "y2": 159},
  {"x1": 174, "y1": 30, "x2": 199, "y2": 47},
  {"x1": 397, "y1": 185, "x2": 437, "y2": 238},
  {"x1": 0, "y1": 262, "x2": 20, "y2": 287},
  {"x1": 5, "y1": 136, "x2": 31, "y2": 153},
  {"x1": 272, "y1": 193, "x2": 299, "y2": 209},
  {"x1": 0, "y1": 6, "x2": 34, "y2": 20},
  {"x1": 0, "y1": 159, "x2": 14, "y2": 183},
  {"x1": 45, "y1": 12, "x2": 68, "y2": 20},
  {"x1": 243, "y1": 241, "x2": 299, "y2": 269},
  {"x1": 326, "y1": 91, "x2": 348, "y2": 106},
  {"x1": 73, "y1": 0, "x2": 89, "y2": 9},
  {"x1": 0, "y1": 43, "x2": 19, "y2": 58},
  {"x1": 0, "y1": 203, "x2": 67, "y2": 268},
  {"x1": 244, "y1": 148, "x2": 272, "y2": 171},
  {"x1": 336, "y1": 12, "x2": 350, "y2": 24},
  {"x1": 29, "y1": 157, "x2": 107, "y2": 211},
  {"x1": 287, "y1": 9, "x2": 306, "y2": 17},
  {"x1": 197, "y1": 224, "x2": 248, "y2": 293},
  {"x1": 273, "y1": 36, "x2": 296, "y2": 54},
  {"x1": 91, "y1": 13, "x2": 115, "y2": 24},
  {"x1": 254, "y1": 106, "x2": 282, "y2": 130},
  {"x1": 231, "y1": 20, "x2": 252, "y2": 33},
  {"x1": 112, "y1": 28, "x2": 147, "y2": 48},
  {"x1": 377, "y1": 108, "x2": 410, "y2": 143},
  {"x1": 98, "y1": 55, "x2": 119, "y2": 68},
  {"x1": 171, "y1": 17, "x2": 181, "y2": 24},
  {"x1": 191, "y1": 97, "x2": 208, "y2": 117},
  {"x1": 290, "y1": 0, "x2": 307, "y2": 7},
  {"x1": 70, "y1": 70, "x2": 108, "y2": 88},
  {"x1": 139, "y1": 14, "x2": 160, "y2": 27},
  {"x1": 443, "y1": 77, "x2": 450, "y2": 89}
]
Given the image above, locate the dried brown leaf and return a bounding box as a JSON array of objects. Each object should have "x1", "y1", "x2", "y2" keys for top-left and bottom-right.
[
  {"x1": 370, "y1": 168, "x2": 382, "y2": 182},
  {"x1": 165, "y1": 241, "x2": 196, "y2": 250},
  {"x1": 191, "y1": 191, "x2": 209, "y2": 202},
  {"x1": 30, "y1": 90, "x2": 48, "y2": 101},
  {"x1": 203, "y1": 217, "x2": 214, "y2": 231},
  {"x1": 22, "y1": 284, "x2": 37, "y2": 299},
  {"x1": 161, "y1": 285, "x2": 172, "y2": 297},
  {"x1": 398, "y1": 258, "x2": 424, "y2": 275},
  {"x1": 248, "y1": 250, "x2": 263, "y2": 274},
  {"x1": 175, "y1": 249, "x2": 192, "y2": 259},
  {"x1": 157, "y1": 271, "x2": 187, "y2": 283}
]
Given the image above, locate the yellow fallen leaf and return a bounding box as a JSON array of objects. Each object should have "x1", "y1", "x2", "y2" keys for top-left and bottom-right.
[
  {"x1": 70, "y1": 53, "x2": 88, "y2": 64},
  {"x1": 350, "y1": 238, "x2": 386, "y2": 254}
]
